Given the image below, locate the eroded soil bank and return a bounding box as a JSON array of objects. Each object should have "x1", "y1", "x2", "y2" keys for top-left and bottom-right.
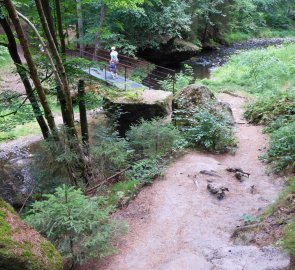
[{"x1": 82, "y1": 93, "x2": 289, "y2": 270}]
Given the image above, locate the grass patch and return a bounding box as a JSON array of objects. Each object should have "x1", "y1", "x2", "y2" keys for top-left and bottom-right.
[
  {"x1": 201, "y1": 43, "x2": 295, "y2": 95},
  {"x1": 0, "y1": 121, "x2": 41, "y2": 141}
]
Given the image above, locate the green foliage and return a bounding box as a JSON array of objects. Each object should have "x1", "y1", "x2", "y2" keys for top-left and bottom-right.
[
  {"x1": 126, "y1": 119, "x2": 185, "y2": 158},
  {"x1": 0, "y1": 91, "x2": 35, "y2": 136},
  {"x1": 275, "y1": 178, "x2": 295, "y2": 254},
  {"x1": 0, "y1": 45, "x2": 9, "y2": 67},
  {"x1": 202, "y1": 43, "x2": 295, "y2": 94},
  {"x1": 178, "y1": 109, "x2": 236, "y2": 152},
  {"x1": 91, "y1": 127, "x2": 132, "y2": 178},
  {"x1": 160, "y1": 65, "x2": 193, "y2": 93},
  {"x1": 261, "y1": 122, "x2": 295, "y2": 172},
  {"x1": 126, "y1": 157, "x2": 163, "y2": 185},
  {"x1": 244, "y1": 91, "x2": 295, "y2": 126},
  {"x1": 241, "y1": 213, "x2": 260, "y2": 225},
  {"x1": 129, "y1": 64, "x2": 154, "y2": 83},
  {"x1": 107, "y1": 179, "x2": 140, "y2": 207},
  {"x1": 25, "y1": 185, "x2": 125, "y2": 266}
]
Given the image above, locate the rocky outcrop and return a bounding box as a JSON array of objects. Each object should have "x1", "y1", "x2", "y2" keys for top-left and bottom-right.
[
  {"x1": 103, "y1": 90, "x2": 173, "y2": 136},
  {"x1": 138, "y1": 38, "x2": 200, "y2": 66},
  {"x1": 175, "y1": 84, "x2": 234, "y2": 125},
  {"x1": 0, "y1": 199, "x2": 62, "y2": 270}
]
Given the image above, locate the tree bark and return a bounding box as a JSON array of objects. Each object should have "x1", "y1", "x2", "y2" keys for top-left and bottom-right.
[
  {"x1": 40, "y1": 0, "x2": 59, "y2": 50},
  {"x1": 76, "y1": 0, "x2": 84, "y2": 55},
  {"x1": 290, "y1": 254, "x2": 295, "y2": 270},
  {"x1": 4, "y1": 0, "x2": 58, "y2": 136},
  {"x1": 35, "y1": 0, "x2": 90, "y2": 186},
  {"x1": 78, "y1": 80, "x2": 89, "y2": 147},
  {"x1": 94, "y1": 1, "x2": 106, "y2": 57},
  {"x1": 0, "y1": 13, "x2": 50, "y2": 139},
  {"x1": 35, "y1": 0, "x2": 77, "y2": 137},
  {"x1": 55, "y1": 0, "x2": 66, "y2": 53}
]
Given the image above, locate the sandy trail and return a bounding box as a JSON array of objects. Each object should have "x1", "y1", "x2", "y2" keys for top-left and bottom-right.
[{"x1": 82, "y1": 93, "x2": 289, "y2": 270}]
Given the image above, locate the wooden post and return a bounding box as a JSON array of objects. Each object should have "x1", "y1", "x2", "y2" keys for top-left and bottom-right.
[
  {"x1": 125, "y1": 66, "x2": 127, "y2": 91},
  {"x1": 78, "y1": 80, "x2": 89, "y2": 148}
]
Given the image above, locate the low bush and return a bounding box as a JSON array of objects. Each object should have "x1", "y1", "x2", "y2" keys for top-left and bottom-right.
[
  {"x1": 0, "y1": 91, "x2": 35, "y2": 135},
  {"x1": 160, "y1": 65, "x2": 193, "y2": 94},
  {"x1": 244, "y1": 91, "x2": 295, "y2": 126},
  {"x1": 91, "y1": 127, "x2": 132, "y2": 178},
  {"x1": 176, "y1": 108, "x2": 236, "y2": 152},
  {"x1": 126, "y1": 157, "x2": 163, "y2": 185},
  {"x1": 261, "y1": 122, "x2": 295, "y2": 172},
  {"x1": 25, "y1": 185, "x2": 126, "y2": 267},
  {"x1": 126, "y1": 119, "x2": 185, "y2": 158}
]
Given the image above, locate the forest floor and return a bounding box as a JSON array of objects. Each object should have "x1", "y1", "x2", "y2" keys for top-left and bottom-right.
[{"x1": 80, "y1": 93, "x2": 289, "y2": 270}]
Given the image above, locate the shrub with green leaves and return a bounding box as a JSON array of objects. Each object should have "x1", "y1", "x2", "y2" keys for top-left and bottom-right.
[
  {"x1": 261, "y1": 122, "x2": 295, "y2": 172},
  {"x1": 126, "y1": 119, "x2": 185, "y2": 158},
  {"x1": 91, "y1": 127, "x2": 132, "y2": 178},
  {"x1": 160, "y1": 65, "x2": 193, "y2": 93},
  {"x1": 244, "y1": 91, "x2": 295, "y2": 126},
  {"x1": 126, "y1": 157, "x2": 163, "y2": 185},
  {"x1": 0, "y1": 91, "x2": 35, "y2": 134},
  {"x1": 179, "y1": 109, "x2": 236, "y2": 152},
  {"x1": 25, "y1": 185, "x2": 126, "y2": 267}
]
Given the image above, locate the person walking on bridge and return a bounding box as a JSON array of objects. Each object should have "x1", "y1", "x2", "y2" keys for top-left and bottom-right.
[{"x1": 110, "y1": 46, "x2": 119, "y2": 63}]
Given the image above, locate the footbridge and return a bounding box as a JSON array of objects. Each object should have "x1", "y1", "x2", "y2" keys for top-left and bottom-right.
[{"x1": 66, "y1": 48, "x2": 176, "y2": 92}]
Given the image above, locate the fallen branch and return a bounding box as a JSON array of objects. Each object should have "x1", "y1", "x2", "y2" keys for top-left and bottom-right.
[
  {"x1": 18, "y1": 185, "x2": 35, "y2": 214},
  {"x1": 86, "y1": 166, "x2": 131, "y2": 194}
]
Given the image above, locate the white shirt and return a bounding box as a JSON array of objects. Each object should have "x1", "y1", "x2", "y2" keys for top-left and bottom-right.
[{"x1": 110, "y1": 51, "x2": 118, "y2": 61}]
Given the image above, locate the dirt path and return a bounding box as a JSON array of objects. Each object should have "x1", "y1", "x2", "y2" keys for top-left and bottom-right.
[{"x1": 84, "y1": 93, "x2": 289, "y2": 270}]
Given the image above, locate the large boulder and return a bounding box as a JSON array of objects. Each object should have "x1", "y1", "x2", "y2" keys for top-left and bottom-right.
[
  {"x1": 175, "y1": 84, "x2": 234, "y2": 125},
  {"x1": 138, "y1": 38, "x2": 200, "y2": 66},
  {"x1": 103, "y1": 90, "x2": 173, "y2": 136},
  {"x1": 0, "y1": 199, "x2": 62, "y2": 270}
]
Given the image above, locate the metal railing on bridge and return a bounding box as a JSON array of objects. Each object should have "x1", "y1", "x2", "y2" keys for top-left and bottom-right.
[{"x1": 66, "y1": 49, "x2": 176, "y2": 93}]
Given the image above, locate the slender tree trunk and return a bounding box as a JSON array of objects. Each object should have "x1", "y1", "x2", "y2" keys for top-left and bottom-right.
[
  {"x1": 35, "y1": 0, "x2": 90, "y2": 186},
  {"x1": 0, "y1": 12, "x2": 50, "y2": 139},
  {"x1": 76, "y1": 0, "x2": 84, "y2": 55},
  {"x1": 4, "y1": 0, "x2": 58, "y2": 136},
  {"x1": 290, "y1": 254, "x2": 295, "y2": 270},
  {"x1": 78, "y1": 80, "x2": 89, "y2": 147},
  {"x1": 40, "y1": 0, "x2": 59, "y2": 50},
  {"x1": 94, "y1": 1, "x2": 106, "y2": 57},
  {"x1": 35, "y1": 0, "x2": 76, "y2": 137},
  {"x1": 55, "y1": 0, "x2": 66, "y2": 53}
]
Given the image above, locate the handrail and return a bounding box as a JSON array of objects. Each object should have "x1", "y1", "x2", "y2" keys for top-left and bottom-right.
[{"x1": 66, "y1": 48, "x2": 176, "y2": 93}]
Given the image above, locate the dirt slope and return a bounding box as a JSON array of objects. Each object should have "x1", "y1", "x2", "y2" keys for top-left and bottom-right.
[{"x1": 83, "y1": 93, "x2": 289, "y2": 270}]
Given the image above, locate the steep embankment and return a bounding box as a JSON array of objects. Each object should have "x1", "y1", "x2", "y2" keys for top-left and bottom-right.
[{"x1": 83, "y1": 93, "x2": 289, "y2": 270}]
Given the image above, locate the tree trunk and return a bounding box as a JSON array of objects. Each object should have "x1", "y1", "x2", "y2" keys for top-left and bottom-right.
[
  {"x1": 35, "y1": 0, "x2": 76, "y2": 137},
  {"x1": 35, "y1": 0, "x2": 90, "y2": 186},
  {"x1": 55, "y1": 0, "x2": 66, "y2": 53},
  {"x1": 4, "y1": 0, "x2": 58, "y2": 136},
  {"x1": 290, "y1": 254, "x2": 295, "y2": 270},
  {"x1": 78, "y1": 80, "x2": 89, "y2": 147},
  {"x1": 40, "y1": 0, "x2": 59, "y2": 50},
  {"x1": 76, "y1": 0, "x2": 84, "y2": 55},
  {"x1": 0, "y1": 12, "x2": 50, "y2": 140},
  {"x1": 94, "y1": 1, "x2": 106, "y2": 57}
]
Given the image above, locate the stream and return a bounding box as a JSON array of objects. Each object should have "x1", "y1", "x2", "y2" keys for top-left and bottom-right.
[{"x1": 1, "y1": 37, "x2": 295, "y2": 208}]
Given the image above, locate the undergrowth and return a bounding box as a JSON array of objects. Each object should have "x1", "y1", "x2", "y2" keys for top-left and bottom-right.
[{"x1": 203, "y1": 43, "x2": 295, "y2": 171}]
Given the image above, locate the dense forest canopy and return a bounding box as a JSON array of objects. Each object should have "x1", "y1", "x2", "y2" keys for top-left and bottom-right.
[{"x1": 14, "y1": 0, "x2": 295, "y2": 55}]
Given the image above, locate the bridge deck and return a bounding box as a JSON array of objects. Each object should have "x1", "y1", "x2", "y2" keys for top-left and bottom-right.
[{"x1": 83, "y1": 67, "x2": 149, "y2": 91}]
